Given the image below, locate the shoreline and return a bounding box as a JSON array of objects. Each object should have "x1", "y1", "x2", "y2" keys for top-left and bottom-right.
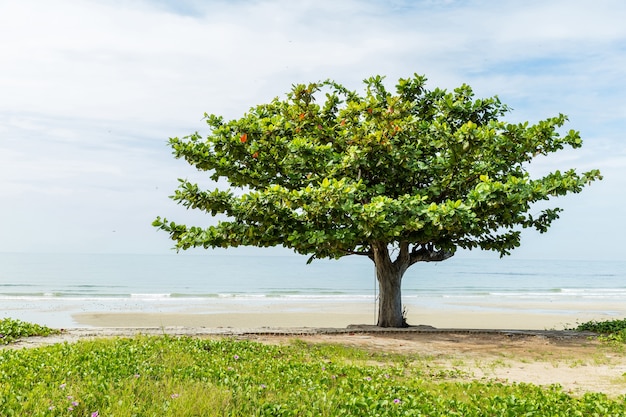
[
  {"x1": 3, "y1": 254, "x2": 625, "y2": 331},
  {"x1": 4, "y1": 298, "x2": 625, "y2": 330},
  {"x1": 73, "y1": 300, "x2": 626, "y2": 330},
  {"x1": 70, "y1": 309, "x2": 609, "y2": 330}
]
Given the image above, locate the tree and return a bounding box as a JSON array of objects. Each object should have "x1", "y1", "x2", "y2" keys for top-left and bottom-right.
[{"x1": 153, "y1": 74, "x2": 601, "y2": 327}]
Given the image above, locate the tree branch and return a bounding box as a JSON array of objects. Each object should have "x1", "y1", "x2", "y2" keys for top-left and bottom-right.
[
  {"x1": 409, "y1": 244, "x2": 454, "y2": 265},
  {"x1": 344, "y1": 249, "x2": 372, "y2": 256},
  {"x1": 394, "y1": 241, "x2": 411, "y2": 275}
]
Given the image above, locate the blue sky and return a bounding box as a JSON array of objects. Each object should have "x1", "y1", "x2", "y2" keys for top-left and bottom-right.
[{"x1": 1, "y1": 0, "x2": 624, "y2": 260}]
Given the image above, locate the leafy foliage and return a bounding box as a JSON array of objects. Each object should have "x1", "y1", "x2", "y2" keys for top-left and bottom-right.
[
  {"x1": 574, "y1": 319, "x2": 626, "y2": 344},
  {"x1": 154, "y1": 73, "x2": 601, "y2": 326},
  {"x1": 574, "y1": 318, "x2": 626, "y2": 334},
  {"x1": 1, "y1": 337, "x2": 625, "y2": 416},
  {"x1": 154, "y1": 74, "x2": 600, "y2": 260},
  {"x1": 0, "y1": 318, "x2": 59, "y2": 345}
]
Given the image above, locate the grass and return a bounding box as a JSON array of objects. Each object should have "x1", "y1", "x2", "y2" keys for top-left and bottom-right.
[{"x1": 2, "y1": 327, "x2": 626, "y2": 416}]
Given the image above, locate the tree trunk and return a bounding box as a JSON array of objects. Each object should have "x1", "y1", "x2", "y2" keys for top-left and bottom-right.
[
  {"x1": 376, "y1": 266, "x2": 405, "y2": 327},
  {"x1": 370, "y1": 242, "x2": 453, "y2": 327},
  {"x1": 372, "y1": 242, "x2": 409, "y2": 328}
]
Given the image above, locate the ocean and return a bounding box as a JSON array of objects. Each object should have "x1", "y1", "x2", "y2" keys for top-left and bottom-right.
[{"x1": 1, "y1": 252, "x2": 625, "y2": 327}]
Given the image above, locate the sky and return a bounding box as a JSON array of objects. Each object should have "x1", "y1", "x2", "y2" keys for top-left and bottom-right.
[{"x1": 1, "y1": 0, "x2": 624, "y2": 260}]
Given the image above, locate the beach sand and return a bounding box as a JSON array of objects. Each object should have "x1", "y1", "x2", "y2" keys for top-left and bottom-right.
[
  {"x1": 70, "y1": 300, "x2": 624, "y2": 330},
  {"x1": 72, "y1": 310, "x2": 578, "y2": 329}
]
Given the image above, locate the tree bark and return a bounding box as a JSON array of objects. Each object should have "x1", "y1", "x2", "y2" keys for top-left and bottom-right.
[
  {"x1": 372, "y1": 242, "x2": 408, "y2": 328},
  {"x1": 371, "y1": 242, "x2": 454, "y2": 327}
]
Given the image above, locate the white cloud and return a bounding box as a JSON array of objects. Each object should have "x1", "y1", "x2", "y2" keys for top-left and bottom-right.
[{"x1": 0, "y1": 0, "x2": 623, "y2": 258}]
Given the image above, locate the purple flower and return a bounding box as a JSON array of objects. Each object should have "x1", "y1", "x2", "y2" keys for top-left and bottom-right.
[
  {"x1": 393, "y1": 398, "x2": 401, "y2": 404},
  {"x1": 59, "y1": 383, "x2": 66, "y2": 389},
  {"x1": 91, "y1": 412, "x2": 100, "y2": 417},
  {"x1": 233, "y1": 355, "x2": 240, "y2": 360},
  {"x1": 171, "y1": 393, "x2": 180, "y2": 399},
  {"x1": 71, "y1": 401, "x2": 79, "y2": 407},
  {"x1": 365, "y1": 377, "x2": 372, "y2": 381}
]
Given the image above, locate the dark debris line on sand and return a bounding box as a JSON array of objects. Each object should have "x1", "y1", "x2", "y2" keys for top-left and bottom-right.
[{"x1": 3, "y1": 325, "x2": 598, "y2": 349}]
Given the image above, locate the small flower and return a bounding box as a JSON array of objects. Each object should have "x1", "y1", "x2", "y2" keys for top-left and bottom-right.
[
  {"x1": 59, "y1": 383, "x2": 66, "y2": 389},
  {"x1": 134, "y1": 374, "x2": 140, "y2": 378},
  {"x1": 365, "y1": 377, "x2": 372, "y2": 381},
  {"x1": 260, "y1": 384, "x2": 267, "y2": 389},
  {"x1": 67, "y1": 396, "x2": 73, "y2": 400},
  {"x1": 71, "y1": 401, "x2": 79, "y2": 407},
  {"x1": 68, "y1": 406, "x2": 74, "y2": 411},
  {"x1": 170, "y1": 393, "x2": 180, "y2": 399},
  {"x1": 48, "y1": 406, "x2": 55, "y2": 411},
  {"x1": 91, "y1": 412, "x2": 100, "y2": 417},
  {"x1": 393, "y1": 398, "x2": 401, "y2": 404},
  {"x1": 233, "y1": 354, "x2": 239, "y2": 360}
]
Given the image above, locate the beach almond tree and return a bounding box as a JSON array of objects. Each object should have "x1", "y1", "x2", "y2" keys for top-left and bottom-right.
[{"x1": 154, "y1": 74, "x2": 601, "y2": 327}]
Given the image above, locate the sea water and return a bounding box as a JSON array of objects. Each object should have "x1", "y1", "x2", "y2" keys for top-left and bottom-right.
[{"x1": 1, "y1": 252, "x2": 625, "y2": 327}]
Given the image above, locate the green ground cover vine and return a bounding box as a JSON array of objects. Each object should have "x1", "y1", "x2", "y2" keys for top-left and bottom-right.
[
  {"x1": 574, "y1": 318, "x2": 626, "y2": 344},
  {"x1": 575, "y1": 318, "x2": 626, "y2": 334},
  {"x1": 1, "y1": 335, "x2": 625, "y2": 416},
  {"x1": 0, "y1": 318, "x2": 59, "y2": 345}
]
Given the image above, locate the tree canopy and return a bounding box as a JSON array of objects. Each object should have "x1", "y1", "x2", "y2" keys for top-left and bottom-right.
[{"x1": 154, "y1": 74, "x2": 601, "y2": 326}]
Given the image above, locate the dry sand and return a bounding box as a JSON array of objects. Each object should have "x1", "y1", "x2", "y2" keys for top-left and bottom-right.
[{"x1": 70, "y1": 303, "x2": 607, "y2": 330}]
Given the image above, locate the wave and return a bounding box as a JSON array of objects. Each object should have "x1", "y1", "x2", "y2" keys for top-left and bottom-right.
[
  {"x1": 0, "y1": 292, "x2": 376, "y2": 302},
  {"x1": 3, "y1": 287, "x2": 626, "y2": 301},
  {"x1": 130, "y1": 293, "x2": 172, "y2": 299}
]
